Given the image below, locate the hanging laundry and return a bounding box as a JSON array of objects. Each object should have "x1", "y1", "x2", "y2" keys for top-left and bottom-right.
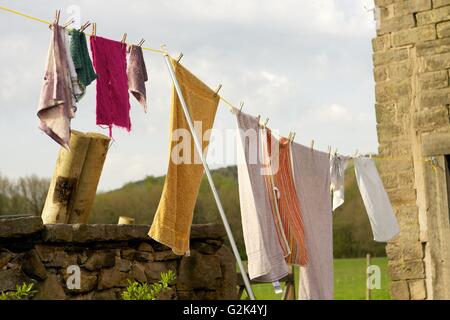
[
  {"x1": 291, "y1": 142, "x2": 333, "y2": 300},
  {"x1": 62, "y1": 29, "x2": 83, "y2": 107},
  {"x1": 69, "y1": 29, "x2": 97, "y2": 92},
  {"x1": 354, "y1": 157, "x2": 400, "y2": 242},
  {"x1": 264, "y1": 131, "x2": 307, "y2": 266},
  {"x1": 127, "y1": 44, "x2": 148, "y2": 112},
  {"x1": 149, "y1": 58, "x2": 219, "y2": 255},
  {"x1": 330, "y1": 154, "x2": 351, "y2": 212},
  {"x1": 235, "y1": 111, "x2": 289, "y2": 282},
  {"x1": 90, "y1": 36, "x2": 131, "y2": 137},
  {"x1": 37, "y1": 23, "x2": 74, "y2": 149}
]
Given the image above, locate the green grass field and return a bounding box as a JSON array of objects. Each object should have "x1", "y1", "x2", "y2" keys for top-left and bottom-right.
[{"x1": 242, "y1": 257, "x2": 390, "y2": 300}]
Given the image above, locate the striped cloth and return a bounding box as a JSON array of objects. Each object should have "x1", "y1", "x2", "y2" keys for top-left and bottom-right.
[{"x1": 263, "y1": 129, "x2": 308, "y2": 266}]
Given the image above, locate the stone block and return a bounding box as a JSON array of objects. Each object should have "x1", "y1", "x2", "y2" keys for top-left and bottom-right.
[
  {"x1": 152, "y1": 250, "x2": 182, "y2": 261},
  {"x1": 390, "y1": 280, "x2": 410, "y2": 300},
  {"x1": 131, "y1": 263, "x2": 147, "y2": 283},
  {"x1": 373, "y1": 48, "x2": 409, "y2": 66},
  {"x1": 416, "y1": 5, "x2": 450, "y2": 25},
  {"x1": 83, "y1": 250, "x2": 116, "y2": 271},
  {"x1": 418, "y1": 70, "x2": 448, "y2": 90},
  {"x1": 42, "y1": 224, "x2": 74, "y2": 242},
  {"x1": 377, "y1": 124, "x2": 405, "y2": 143},
  {"x1": 215, "y1": 246, "x2": 237, "y2": 300},
  {"x1": 0, "y1": 249, "x2": 14, "y2": 269},
  {"x1": 392, "y1": 25, "x2": 436, "y2": 47},
  {"x1": 35, "y1": 245, "x2": 77, "y2": 268},
  {"x1": 374, "y1": 65, "x2": 389, "y2": 82},
  {"x1": 177, "y1": 250, "x2": 222, "y2": 290},
  {"x1": 377, "y1": 14, "x2": 416, "y2": 35},
  {"x1": 417, "y1": 38, "x2": 450, "y2": 56},
  {"x1": 389, "y1": 60, "x2": 414, "y2": 80},
  {"x1": 413, "y1": 107, "x2": 450, "y2": 130},
  {"x1": 375, "y1": 0, "x2": 395, "y2": 6},
  {"x1": 143, "y1": 261, "x2": 177, "y2": 282},
  {"x1": 388, "y1": 259, "x2": 425, "y2": 280},
  {"x1": 372, "y1": 34, "x2": 391, "y2": 52},
  {"x1": 0, "y1": 268, "x2": 31, "y2": 292},
  {"x1": 433, "y1": 0, "x2": 450, "y2": 8},
  {"x1": 0, "y1": 216, "x2": 43, "y2": 239},
  {"x1": 191, "y1": 241, "x2": 222, "y2": 255},
  {"x1": 375, "y1": 80, "x2": 411, "y2": 103},
  {"x1": 72, "y1": 224, "x2": 106, "y2": 243},
  {"x1": 98, "y1": 266, "x2": 131, "y2": 289},
  {"x1": 376, "y1": 103, "x2": 396, "y2": 125},
  {"x1": 117, "y1": 258, "x2": 131, "y2": 272},
  {"x1": 20, "y1": 250, "x2": 47, "y2": 280},
  {"x1": 393, "y1": 0, "x2": 432, "y2": 16},
  {"x1": 387, "y1": 188, "x2": 417, "y2": 205},
  {"x1": 190, "y1": 223, "x2": 226, "y2": 240},
  {"x1": 93, "y1": 288, "x2": 121, "y2": 300},
  {"x1": 34, "y1": 274, "x2": 66, "y2": 300},
  {"x1": 137, "y1": 242, "x2": 154, "y2": 253},
  {"x1": 437, "y1": 21, "x2": 450, "y2": 38},
  {"x1": 61, "y1": 269, "x2": 97, "y2": 293},
  {"x1": 408, "y1": 279, "x2": 427, "y2": 299},
  {"x1": 419, "y1": 87, "x2": 450, "y2": 107}
]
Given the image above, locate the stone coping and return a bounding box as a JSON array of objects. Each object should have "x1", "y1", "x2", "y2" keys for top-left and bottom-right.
[{"x1": 0, "y1": 216, "x2": 226, "y2": 243}]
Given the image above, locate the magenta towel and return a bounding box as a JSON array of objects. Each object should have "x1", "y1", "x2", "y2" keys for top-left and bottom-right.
[{"x1": 90, "y1": 36, "x2": 131, "y2": 137}]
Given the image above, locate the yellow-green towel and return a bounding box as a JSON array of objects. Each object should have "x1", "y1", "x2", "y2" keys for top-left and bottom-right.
[{"x1": 149, "y1": 58, "x2": 220, "y2": 255}]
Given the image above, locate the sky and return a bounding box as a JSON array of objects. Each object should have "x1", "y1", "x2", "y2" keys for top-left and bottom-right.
[{"x1": 0, "y1": 0, "x2": 378, "y2": 191}]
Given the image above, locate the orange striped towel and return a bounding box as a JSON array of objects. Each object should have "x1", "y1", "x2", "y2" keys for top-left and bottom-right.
[{"x1": 264, "y1": 130, "x2": 308, "y2": 266}]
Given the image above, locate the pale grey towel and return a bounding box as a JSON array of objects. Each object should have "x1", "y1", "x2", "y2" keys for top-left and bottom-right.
[
  {"x1": 37, "y1": 23, "x2": 74, "y2": 149},
  {"x1": 236, "y1": 111, "x2": 289, "y2": 282},
  {"x1": 291, "y1": 142, "x2": 334, "y2": 300}
]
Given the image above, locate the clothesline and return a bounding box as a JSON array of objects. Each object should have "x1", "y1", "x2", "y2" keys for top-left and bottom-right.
[
  {"x1": 0, "y1": 4, "x2": 436, "y2": 166},
  {"x1": 0, "y1": 5, "x2": 239, "y2": 111}
]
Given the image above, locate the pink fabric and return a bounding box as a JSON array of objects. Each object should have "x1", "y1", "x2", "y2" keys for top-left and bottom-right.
[{"x1": 90, "y1": 36, "x2": 131, "y2": 137}]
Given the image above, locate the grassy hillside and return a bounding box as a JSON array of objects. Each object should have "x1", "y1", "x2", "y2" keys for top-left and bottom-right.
[{"x1": 90, "y1": 164, "x2": 387, "y2": 259}]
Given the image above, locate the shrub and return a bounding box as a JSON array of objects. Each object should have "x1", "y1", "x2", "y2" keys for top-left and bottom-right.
[
  {"x1": 121, "y1": 270, "x2": 176, "y2": 300},
  {"x1": 0, "y1": 283, "x2": 37, "y2": 300}
]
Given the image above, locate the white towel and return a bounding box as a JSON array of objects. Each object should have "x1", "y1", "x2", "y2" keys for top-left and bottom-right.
[
  {"x1": 354, "y1": 157, "x2": 400, "y2": 242},
  {"x1": 330, "y1": 154, "x2": 350, "y2": 212},
  {"x1": 236, "y1": 111, "x2": 289, "y2": 282},
  {"x1": 291, "y1": 142, "x2": 334, "y2": 300}
]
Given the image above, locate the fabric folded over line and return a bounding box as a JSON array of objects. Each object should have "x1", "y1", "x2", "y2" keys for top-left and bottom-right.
[
  {"x1": 235, "y1": 111, "x2": 289, "y2": 282},
  {"x1": 69, "y1": 29, "x2": 97, "y2": 99},
  {"x1": 330, "y1": 154, "x2": 351, "y2": 212},
  {"x1": 354, "y1": 157, "x2": 400, "y2": 242},
  {"x1": 63, "y1": 29, "x2": 82, "y2": 108},
  {"x1": 265, "y1": 131, "x2": 308, "y2": 266},
  {"x1": 37, "y1": 23, "x2": 74, "y2": 149},
  {"x1": 149, "y1": 58, "x2": 220, "y2": 255},
  {"x1": 291, "y1": 142, "x2": 334, "y2": 300},
  {"x1": 90, "y1": 36, "x2": 131, "y2": 138},
  {"x1": 127, "y1": 44, "x2": 148, "y2": 112}
]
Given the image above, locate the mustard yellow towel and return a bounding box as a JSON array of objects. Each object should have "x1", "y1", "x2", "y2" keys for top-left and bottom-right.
[{"x1": 149, "y1": 58, "x2": 220, "y2": 255}]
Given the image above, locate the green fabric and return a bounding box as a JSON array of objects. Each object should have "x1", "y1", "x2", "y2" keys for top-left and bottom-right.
[{"x1": 69, "y1": 29, "x2": 97, "y2": 92}]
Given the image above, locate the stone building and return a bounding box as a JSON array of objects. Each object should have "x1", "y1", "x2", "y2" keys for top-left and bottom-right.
[{"x1": 373, "y1": 0, "x2": 450, "y2": 299}]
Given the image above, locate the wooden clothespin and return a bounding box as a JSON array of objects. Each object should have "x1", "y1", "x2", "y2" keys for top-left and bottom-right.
[
  {"x1": 92, "y1": 22, "x2": 97, "y2": 38},
  {"x1": 334, "y1": 148, "x2": 338, "y2": 156},
  {"x1": 137, "y1": 39, "x2": 145, "y2": 47},
  {"x1": 214, "y1": 84, "x2": 223, "y2": 96},
  {"x1": 239, "y1": 101, "x2": 244, "y2": 112},
  {"x1": 176, "y1": 52, "x2": 184, "y2": 63},
  {"x1": 263, "y1": 118, "x2": 269, "y2": 128},
  {"x1": 310, "y1": 139, "x2": 315, "y2": 150},
  {"x1": 80, "y1": 21, "x2": 91, "y2": 32},
  {"x1": 121, "y1": 33, "x2": 127, "y2": 44},
  {"x1": 54, "y1": 10, "x2": 61, "y2": 25},
  {"x1": 63, "y1": 18, "x2": 74, "y2": 28},
  {"x1": 256, "y1": 115, "x2": 261, "y2": 126}
]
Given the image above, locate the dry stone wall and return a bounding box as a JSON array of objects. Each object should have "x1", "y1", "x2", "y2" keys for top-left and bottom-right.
[
  {"x1": 373, "y1": 0, "x2": 450, "y2": 300},
  {"x1": 0, "y1": 216, "x2": 237, "y2": 300}
]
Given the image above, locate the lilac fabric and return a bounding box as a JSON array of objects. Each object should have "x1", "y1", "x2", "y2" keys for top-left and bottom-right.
[
  {"x1": 37, "y1": 23, "x2": 74, "y2": 149},
  {"x1": 127, "y1": 44, "x2": 148, "y2": 112},
  {"x1": 90, "y1": 36, "x2": 131, "y2": 137}
]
